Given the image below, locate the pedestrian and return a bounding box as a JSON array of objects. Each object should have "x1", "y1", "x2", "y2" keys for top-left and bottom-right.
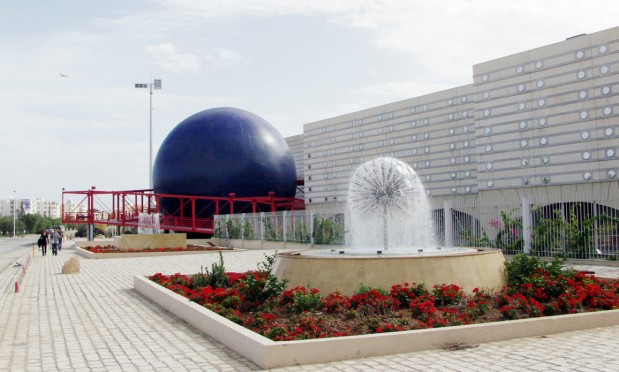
[
  {"x1": 58, "y1": 229, "x2": 64, "y2": 251},
  {"x1": 51, "y1": 229, "x2": 61, "y2": 256},
  {"x1": 38, "y1": 230, "x2": 49, "y2": 256}
]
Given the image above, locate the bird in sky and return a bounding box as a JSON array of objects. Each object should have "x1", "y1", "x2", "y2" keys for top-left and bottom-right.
[{"x1": 59, "y1": 73, "x2": 69, "y2": 78}]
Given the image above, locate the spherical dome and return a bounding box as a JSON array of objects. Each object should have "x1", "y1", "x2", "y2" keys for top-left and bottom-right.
[{"x1": 153, "y1": 107, "x2": 297, "y2": 205}]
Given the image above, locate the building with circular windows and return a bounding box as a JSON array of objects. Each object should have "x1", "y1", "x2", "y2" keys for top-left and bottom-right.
[{"x1": 287, "y1": 26, "x2": 619, "y2": 252}]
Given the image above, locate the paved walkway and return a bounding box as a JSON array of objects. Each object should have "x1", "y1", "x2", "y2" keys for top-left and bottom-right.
[{"x1": 2, "y1": 242, "x2": 619, "y2": 371}]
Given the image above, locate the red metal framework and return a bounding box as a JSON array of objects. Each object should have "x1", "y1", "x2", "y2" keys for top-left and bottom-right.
[{"x1": 62, "y1": 187, "x2": 304, "y2": 235}]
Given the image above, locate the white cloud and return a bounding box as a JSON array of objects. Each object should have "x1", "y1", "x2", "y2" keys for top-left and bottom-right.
[
  {"x1": 207, "y1": 48, "x2": 244, "y2": 68},
  {"x1": 144, "y1": 43, "x2": 202, "y2": 74}
]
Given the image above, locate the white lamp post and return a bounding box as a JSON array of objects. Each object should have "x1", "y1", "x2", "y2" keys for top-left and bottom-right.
[
  {"x1": 135, "y1": 78, "x2": 162, "y2": 189},
  {"x1": 11, "y1": 190, "x2": 16, "y2": 237}
]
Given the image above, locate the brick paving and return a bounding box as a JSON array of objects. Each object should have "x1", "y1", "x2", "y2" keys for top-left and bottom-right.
[{"x1": 2, "y1": 241, "x2": 619, "y2": 371}]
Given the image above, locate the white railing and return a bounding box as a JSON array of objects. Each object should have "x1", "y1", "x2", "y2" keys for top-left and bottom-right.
[{"x1": 215, "y1": 196, "x2": 619, "y2": 260}]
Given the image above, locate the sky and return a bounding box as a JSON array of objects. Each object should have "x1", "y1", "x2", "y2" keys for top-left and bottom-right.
[{"x1": 1, "y1": 0, "x2": 619, "y2": 202}]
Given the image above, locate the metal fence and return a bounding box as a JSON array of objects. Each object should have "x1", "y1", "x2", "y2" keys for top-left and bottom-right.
[
  {"x1": 431, "y1": 197, "x2": 619, "y2": 260},
  {"x1": 215, "y1": 197, "x2": 619, "y2": 260},
  {"x1": 214, "y1": 211, "x2": 345, "y2": 246}
]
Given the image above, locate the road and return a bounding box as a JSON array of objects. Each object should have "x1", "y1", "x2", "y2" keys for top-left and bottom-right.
[{"x1": 0, "y1": 236, "x2": 37, "y2": 274}]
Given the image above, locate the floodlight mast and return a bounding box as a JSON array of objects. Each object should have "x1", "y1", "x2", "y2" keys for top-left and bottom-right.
[{"x1": 134, "y1": 79, "x2": 162, "y2": 189}]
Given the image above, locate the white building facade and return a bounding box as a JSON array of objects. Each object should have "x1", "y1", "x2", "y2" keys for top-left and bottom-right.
[{"x1": 293, "y1": 26, "x2": 619, "y2": 254}]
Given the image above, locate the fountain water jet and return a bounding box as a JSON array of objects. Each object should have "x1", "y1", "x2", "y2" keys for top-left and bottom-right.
[
  {"x1": 348, "y1": 157, "x2": 436, "y2": 251},
  {"x1": 271, "y1": 157, "x2": 506, "y2": 295}
]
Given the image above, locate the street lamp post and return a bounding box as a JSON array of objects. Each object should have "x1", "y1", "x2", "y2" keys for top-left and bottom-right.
[
  {"x1": 12, "y1": 190, "x2": 16, "y2": 237},
  {"x1": 135, "y1": 78, "x2": 162, "y2": 189}
]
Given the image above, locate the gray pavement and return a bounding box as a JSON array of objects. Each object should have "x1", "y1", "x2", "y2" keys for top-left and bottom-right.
[{"x1": 2, "y1": 241, "x2": 619, "y2": 371}]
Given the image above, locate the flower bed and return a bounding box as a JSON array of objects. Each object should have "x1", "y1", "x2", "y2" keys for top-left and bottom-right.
[
  {"x1": 148, "y1": 254, "x2": 619, "y2": 341},
  {"x1": 83, "y1": 244, "x2": 230, "y2": 253}
]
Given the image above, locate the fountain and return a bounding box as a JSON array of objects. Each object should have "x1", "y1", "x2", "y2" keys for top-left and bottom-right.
[
  {"x1": 138, "y1": 213, "x2": 161, "y2": 234},
  {"x1": 271, "y1": 157, "x2": 506, "y2": 295}
]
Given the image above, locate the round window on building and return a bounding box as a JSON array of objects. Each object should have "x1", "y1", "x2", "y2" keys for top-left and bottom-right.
[
  {"x1": 605, "y1": 128, "x2": 614, "y2": 137},
  {"x1": 608, "y1": 170, "x2": 617, "y2": 179},
  {"x1": 465, "y1": 171, "x2": 471, "y2": 178},
  {"x1": 607, "y1": 149, "x2": 615, "y2": 158},
  {"x1": 582, "y1": 131, "x2": 590, "y2": 140},
  {"x1": 521, "y1": 159, "x2": 529, "y2": 166},
  {"x1": 580, "y1": 111, "x2": 588, "y2": 120},
  {"x1": 600, "y1": 45, "x2": 608, "y2": 54},
  {"x1": 519, "y1": 121, "x2": 527, "y2": 129},
  {"x1": 583, "y1": 172, "x2": 592, "y2": 181},
  {"x1": 520, "y1": 140, "x2": 528, "y2": 148},
  {"x1": 539, "y1": 118, "x2": 547, "y2": 126},
  {"x1": 465, "y1": 186, "x2": 472, "y2": 192},
  {"x1": 487, "y1": 180, "x2": 494, "y2": 188},
  {"x1": 486, "y1": 163, "x2": 493, "y2": 170},
  {"x1": 601, "y1": 66, "x2": 610, "y2": 74},
  {"x1": 583, "y1": 151, "x2": 591, "y2": 160},
  {"x1": 576, "y1": 50, "x2": 584, "y2": 59},
  {"x1": 536, "y1": 61, "x2": 543, "y2": 69},
  {"x1": 602, "y1": 86, "x2": 611, "y2": 95},
  {"x1": 579, "y1": 91, "x2": 587, "y2": 99}
]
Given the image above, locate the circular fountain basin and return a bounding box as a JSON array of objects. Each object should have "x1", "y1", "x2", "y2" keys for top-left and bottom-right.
[{"x1": 271, "y1": 248, "x2": 506, "y2": 296}]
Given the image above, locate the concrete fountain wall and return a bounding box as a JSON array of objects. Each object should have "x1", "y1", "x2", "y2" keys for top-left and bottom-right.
[{"x1": 271, "y1": 248, "x2": 506, "y2": 295}]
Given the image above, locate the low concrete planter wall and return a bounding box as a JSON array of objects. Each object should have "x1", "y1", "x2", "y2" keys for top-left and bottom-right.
[
  {"x1": 114, "y1": 234, "x2": 187, "y2": 249},
  {"x1": 75, "y1": 246, "x2": 230, "y2": 259},
  {"x1": 134, "y1": 275, "x2": 619, "y2": 369}
]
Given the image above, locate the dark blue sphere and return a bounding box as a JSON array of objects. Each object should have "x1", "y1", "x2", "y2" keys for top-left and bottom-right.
[{"x1": 153, "y1": 107, "x2": 297, "y2": 213}]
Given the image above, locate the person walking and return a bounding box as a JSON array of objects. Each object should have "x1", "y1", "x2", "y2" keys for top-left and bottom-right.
[
  {"x1": 38, "y1": 230, "x2": 49, "y2": 256},
  {"x1": 51, "y1": 229, "x2": 61, "y2": 256},
  {"x1": 58, "y1": 229, "x2": 64, "y2": 251}
]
